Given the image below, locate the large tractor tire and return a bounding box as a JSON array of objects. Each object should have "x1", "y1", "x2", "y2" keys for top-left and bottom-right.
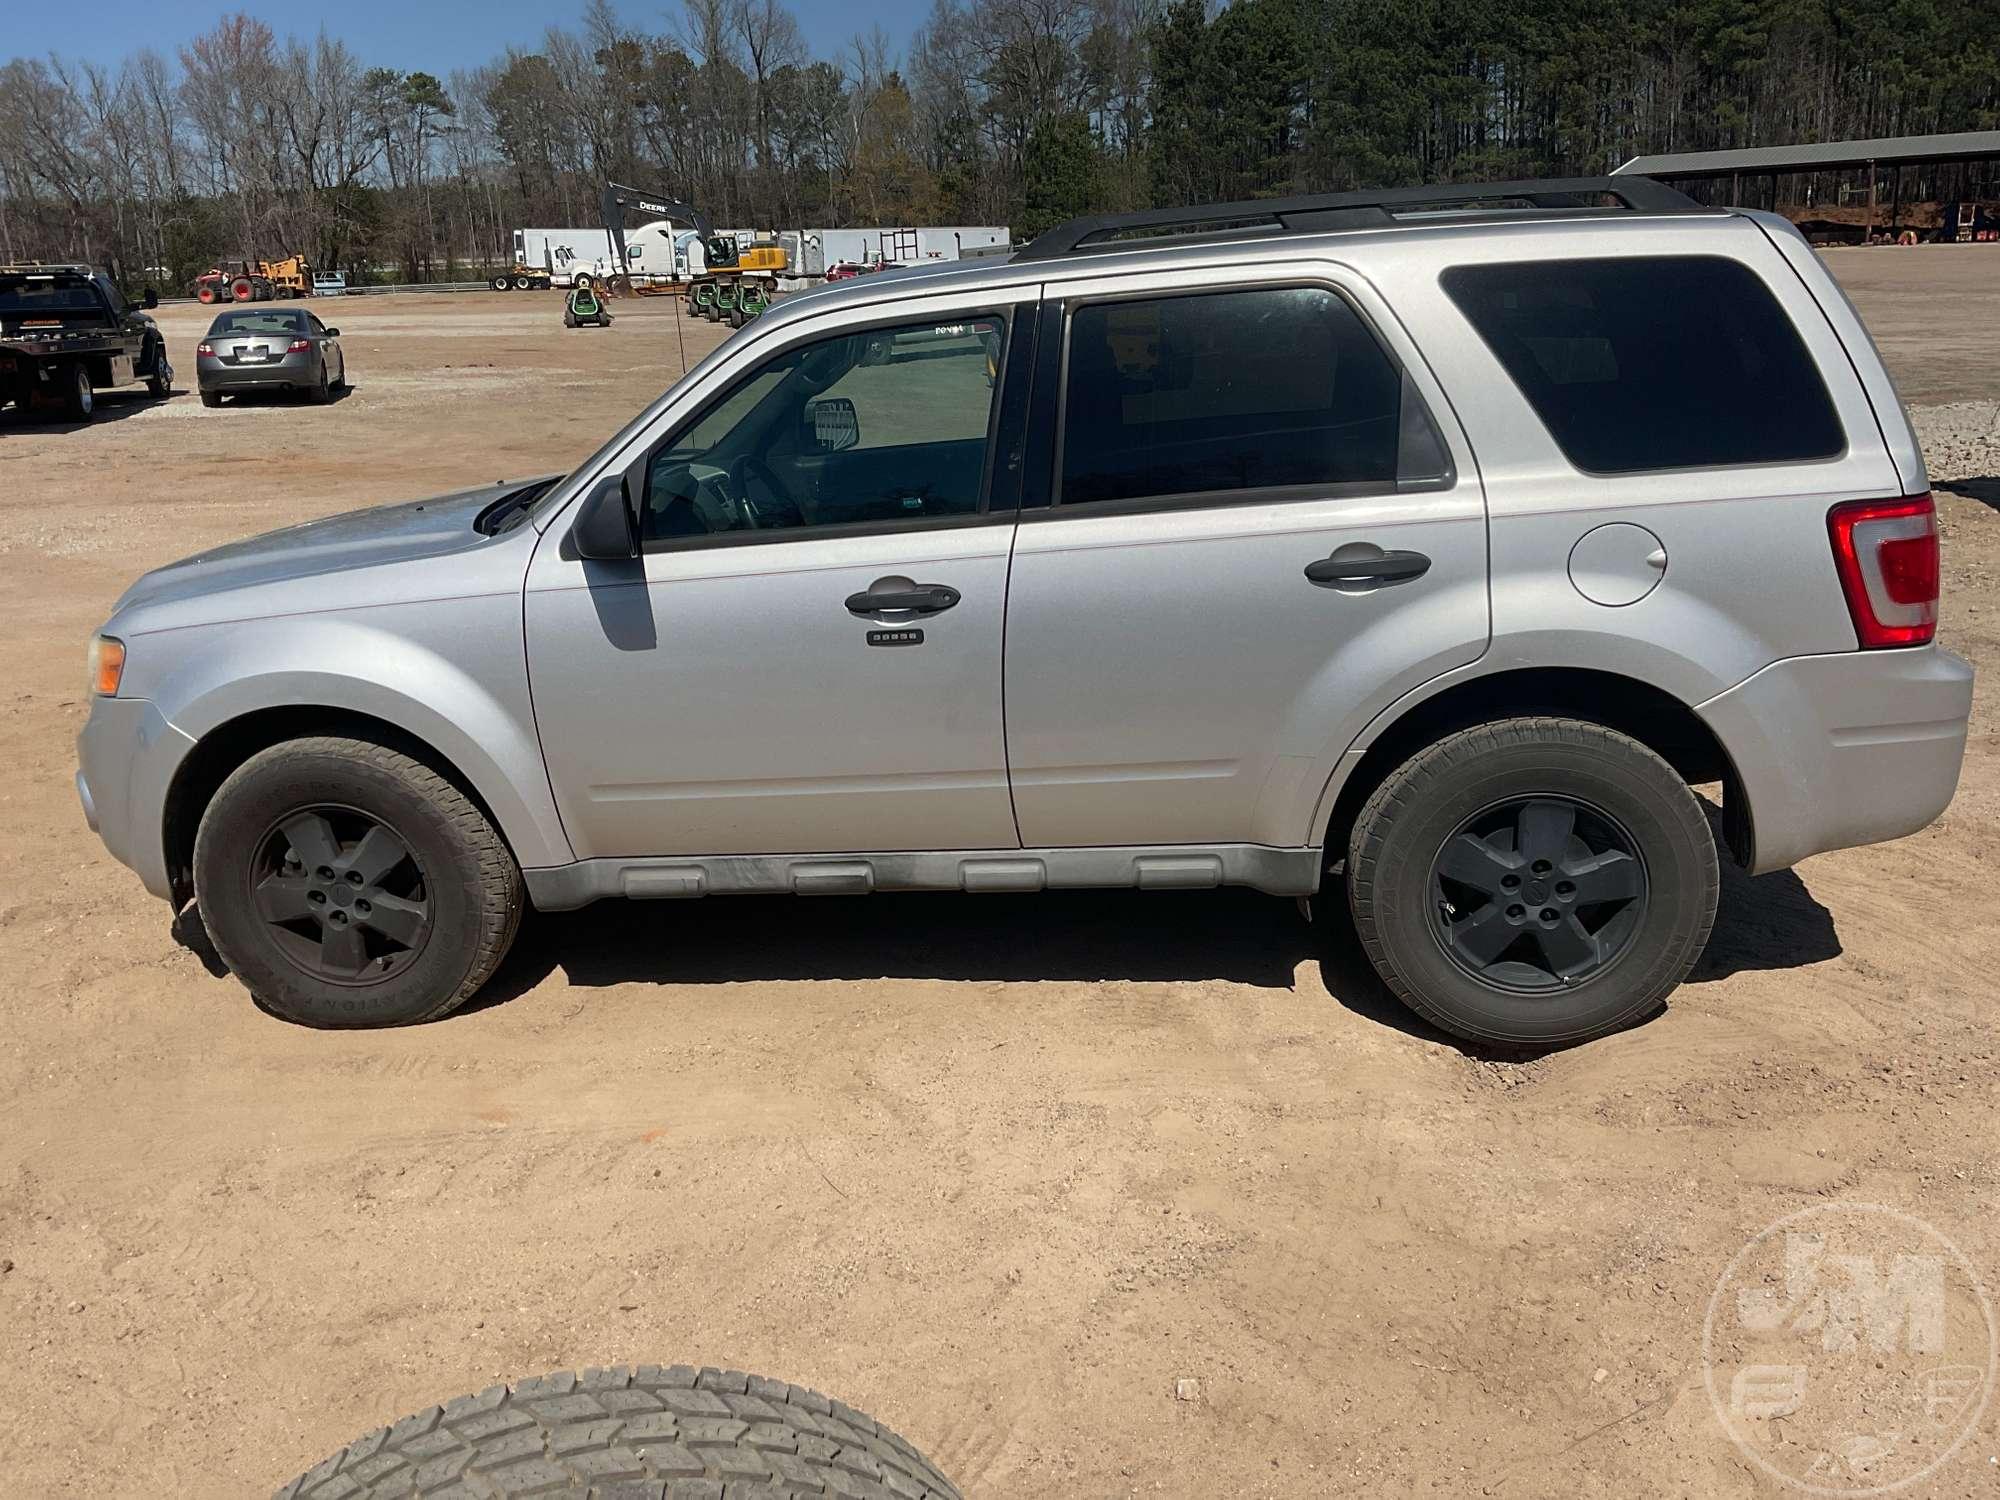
[
  {"x1": 274, "y1": 1366, "x2": 960, "y2": 1499},
  {"x1": 231, "y1": 276, "x2": 255, "y2": 302},
  {"x1": 197, "y1": 283, "x2": 219, "y2": 305}
]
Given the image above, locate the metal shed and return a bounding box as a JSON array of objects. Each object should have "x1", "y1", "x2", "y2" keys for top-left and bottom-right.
[{"x1": 1614, "y1": 130, "x2": 2000, "y2": 242}]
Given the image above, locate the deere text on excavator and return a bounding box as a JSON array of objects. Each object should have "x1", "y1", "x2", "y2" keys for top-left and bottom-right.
[{"x1": 599, "y1": 184, "x2": 787, "y2": 326}]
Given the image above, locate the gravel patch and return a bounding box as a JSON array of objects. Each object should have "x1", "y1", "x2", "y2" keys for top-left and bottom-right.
[{"x1": 1909, "y1": 401, "x2": 2000, "y2": 484}]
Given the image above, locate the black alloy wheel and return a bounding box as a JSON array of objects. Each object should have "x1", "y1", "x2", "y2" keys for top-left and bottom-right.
[
  {"x1": 251, "y1": 805, "x2": 433, "y2": 984},
  {"x1": 1430, "y1": 795, "x2": 1647, "y2": 991}
]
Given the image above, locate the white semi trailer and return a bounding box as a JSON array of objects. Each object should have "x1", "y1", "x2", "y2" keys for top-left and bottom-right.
[{"x1": 511, "y1": 224, "x2": 1011, "y2": 287}]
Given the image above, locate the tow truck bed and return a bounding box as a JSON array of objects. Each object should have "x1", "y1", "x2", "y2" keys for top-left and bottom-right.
[{"x1": 0, "y1": 264, "x2": 169, "y2": 422}]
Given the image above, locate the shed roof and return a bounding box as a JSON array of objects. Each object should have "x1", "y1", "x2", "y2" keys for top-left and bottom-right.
[{"x1": 1614, "y1": 130, "x2": 2000, "y2": 179}]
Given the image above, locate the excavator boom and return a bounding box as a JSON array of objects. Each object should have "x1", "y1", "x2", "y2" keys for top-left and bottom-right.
[{"x1": 599, "y1": 184, "x2": 735, "y2": 279}]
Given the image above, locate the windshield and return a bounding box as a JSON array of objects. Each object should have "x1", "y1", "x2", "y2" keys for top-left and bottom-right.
[
  {"x1": 208, "y1": 309, "x2": 307, "y2": 335},
  {"x1": 0, "y1": 275, "x2": 101, "y2": 319}
]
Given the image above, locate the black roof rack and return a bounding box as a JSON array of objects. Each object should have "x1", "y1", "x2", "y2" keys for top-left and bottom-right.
[{"x1": 1011, "y1": 176, "x2": 1705, "y2": 261}]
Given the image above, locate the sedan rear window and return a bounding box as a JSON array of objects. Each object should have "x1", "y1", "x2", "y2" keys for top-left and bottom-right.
[
  {"x1": 208, "y1": 310, "x2": 307, "y2": 335},
  {"x1": 1441, "y1": 256, "x2": 1844, "y2": 474}
]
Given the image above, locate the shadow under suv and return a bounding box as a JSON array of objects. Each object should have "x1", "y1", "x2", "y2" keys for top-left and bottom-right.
[{"x1": 77, "y1": 177, "x2": 1972, "y2": 1045}]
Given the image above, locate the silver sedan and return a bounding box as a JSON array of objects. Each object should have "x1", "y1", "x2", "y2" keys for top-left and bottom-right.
[{"x1": 196, "y1": 307, "x2": 345, "y2": 406}]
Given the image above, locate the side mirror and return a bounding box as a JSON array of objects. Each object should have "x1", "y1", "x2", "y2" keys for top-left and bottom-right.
[
  {"x1": 571, "y1": 473, "x2": 639, "y2": 560},
  {"x1": 322, "y1": 326, "x2": 340, "y2": 337},
  {"x1": 805, "y1": 396, "x2": 860, "y2": 453},
  {"x1": 141, "y1": 287, "x2": 159, "y2": 310}
]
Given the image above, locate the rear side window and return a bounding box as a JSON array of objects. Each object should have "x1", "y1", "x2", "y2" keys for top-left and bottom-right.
[
  {"x1": 1058, "y1": 286, "x2": 1449, "y2": 508},
  {"x1": 1441, "y1": 256, "x2": 1843, "y2": 474}
]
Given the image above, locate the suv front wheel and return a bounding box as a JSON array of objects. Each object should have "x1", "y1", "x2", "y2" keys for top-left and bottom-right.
[
  {"x1": 193, "y1": 737, "x2": 522, "y2": 1027},
  {"x1": 1346, "y1": 717, "x2": 1718, "y2": 1048}
]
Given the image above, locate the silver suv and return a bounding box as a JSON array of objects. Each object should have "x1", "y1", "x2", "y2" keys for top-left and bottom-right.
[{"x1": 76, "y1": 179, "x2": 1972, "y2": 1045}]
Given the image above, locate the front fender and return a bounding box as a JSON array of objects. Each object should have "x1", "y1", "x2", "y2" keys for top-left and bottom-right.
[{"x1": 130, "y1": 595, "x2": 572, "y2": 871}]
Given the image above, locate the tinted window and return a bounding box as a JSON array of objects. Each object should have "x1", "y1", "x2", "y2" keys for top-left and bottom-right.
[
  {"x1": 0, "y1": 276, "x2": 100, "y2": 315},
  {"x1": 1058, "y1": 287, "x2": 1439, "y2": 507},
  {"x1": 209, "y1": 309, "x2": 307, "y2": 335},
  {"x1": 641, "y1": 315, "x2": 1006, "y2": 543},
  {"x1": 1441, "y1": 257, "x2": 1844, "y2": 473}
]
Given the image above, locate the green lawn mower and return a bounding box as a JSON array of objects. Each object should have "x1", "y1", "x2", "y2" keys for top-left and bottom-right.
[{"x1": 563, "y1": 286, "x2": 612, "y2": 328}]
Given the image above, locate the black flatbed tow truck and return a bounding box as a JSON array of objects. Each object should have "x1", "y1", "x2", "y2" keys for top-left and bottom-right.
[{"x1": 0, "y1": 263, "x2": 171, "y2": 422}]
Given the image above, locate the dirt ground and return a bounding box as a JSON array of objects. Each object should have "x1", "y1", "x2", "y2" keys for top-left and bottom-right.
[{"x1": 0, "y1": 250, "x2": 1995, "y2": 1499}]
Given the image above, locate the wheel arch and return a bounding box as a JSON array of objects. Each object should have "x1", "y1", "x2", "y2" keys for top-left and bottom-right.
[
  {"x1": 161, "y1": 705, "x2": 539, "y2": 909},
  {"x1": 1316, "y1": 665, "x2": 1752, "y2": 875}
]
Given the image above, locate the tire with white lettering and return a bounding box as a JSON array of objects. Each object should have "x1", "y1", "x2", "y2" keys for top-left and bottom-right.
[{"x1": 273, "y1": 1366, "x2": 961, "y2": 1499}]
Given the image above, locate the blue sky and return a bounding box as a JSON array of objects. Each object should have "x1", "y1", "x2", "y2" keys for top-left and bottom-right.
[{"x1": 5, "y1": 0, "x2": 930, "y2": 75}]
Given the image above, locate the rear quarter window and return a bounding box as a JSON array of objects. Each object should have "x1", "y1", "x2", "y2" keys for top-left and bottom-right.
[{"x1": 1441, "y1": 256, "x2": 1845, "y2": 474}]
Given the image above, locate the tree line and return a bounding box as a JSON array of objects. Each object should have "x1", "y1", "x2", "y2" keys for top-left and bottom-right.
[{"x1": 1, "y1": 0, "x2": 1995, "y2": 289}]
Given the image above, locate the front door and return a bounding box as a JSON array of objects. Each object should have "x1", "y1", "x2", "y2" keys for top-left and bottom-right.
[
  {"x1": 526, "y1": 307, "x2": 1025, "y2": 858},
  {"x1": 1003, "y1": 274, "x2": 1490, "y2": 851}
]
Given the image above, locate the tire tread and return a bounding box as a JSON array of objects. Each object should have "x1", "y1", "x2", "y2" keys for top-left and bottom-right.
[{"x1": 276, "y1": 1367, "x2": 960, "y2": 1500}]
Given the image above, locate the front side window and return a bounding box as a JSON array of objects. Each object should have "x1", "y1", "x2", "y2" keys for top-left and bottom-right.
[
  {"x1": 1441, "y1": 256, "x2": 1845, "y2": 473},
  {"x1": 1057, "y1": 286, "x2": 1440, "y2": 508},
  {"x1": 641, "y1": 314, "x2": 1007, "y2": 543}
]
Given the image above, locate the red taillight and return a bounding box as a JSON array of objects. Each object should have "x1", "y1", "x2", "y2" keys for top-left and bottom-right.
[
  {"x1": 196, "y1": 341, "x2": 215, "y2": 358},
  {"x1": 286, "y1": 338, "x2": 312, "y2": 353},
  {"x1": 1828, "y1": 495, "x2": 1939, "y2": 648}
]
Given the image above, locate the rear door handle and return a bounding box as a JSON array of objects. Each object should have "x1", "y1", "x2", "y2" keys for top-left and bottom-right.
[
  {"x1": 1304, "y1": 548, "x2": 1432, "y2": 586},
  {"x1": 845, "y1": 583, "x2": 961, "y2": 615}
]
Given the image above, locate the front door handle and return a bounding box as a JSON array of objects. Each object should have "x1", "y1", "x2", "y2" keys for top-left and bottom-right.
[
  {"x1": 845, "y1": 582, "x2": 961, "y2": 615},
  {"x1": 1304, "y1": 548, "x2": 1432, "y2": 586}
]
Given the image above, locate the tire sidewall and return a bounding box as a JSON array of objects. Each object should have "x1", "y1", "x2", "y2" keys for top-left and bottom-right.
[
  {"x1": 194, "y1": 748, "x2": 494, "y2": 1027},
  {"x1": 1356, "y1": 732, "x2": 1715, "y2": 1045}
]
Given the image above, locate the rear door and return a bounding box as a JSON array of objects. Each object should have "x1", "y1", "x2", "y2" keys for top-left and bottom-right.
[{"x1": 1002, "y1": 263, "x2": 1490, "y2": 851}]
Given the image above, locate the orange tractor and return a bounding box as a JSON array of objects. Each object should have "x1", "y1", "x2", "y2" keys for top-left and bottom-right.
[{"x1": 189, "y1": 254, "x2": 313, "y2": 304}]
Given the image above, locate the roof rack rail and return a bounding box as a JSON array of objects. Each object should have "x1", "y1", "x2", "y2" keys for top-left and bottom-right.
[{"x1": 1011, "y1": 176, "x2": 1704, "y2": 261}]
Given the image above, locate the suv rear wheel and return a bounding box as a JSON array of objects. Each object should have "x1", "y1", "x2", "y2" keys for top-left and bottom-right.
[
  {"x1": 193, "y1": 737, "x2": 522, "y2": 1027},
  {"x1": 1346, "y1": 717, "x2": 1718, "y2": 1047}
]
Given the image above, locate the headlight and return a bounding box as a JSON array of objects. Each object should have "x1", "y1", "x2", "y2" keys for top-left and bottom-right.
[{"x1": 88, "y1": 635, "x2": 126, "y2": 697}]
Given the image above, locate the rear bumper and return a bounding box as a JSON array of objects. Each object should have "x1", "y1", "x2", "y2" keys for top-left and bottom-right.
[
  {"x1": 76, "y1": 696, "x2": 197, "y2": 902},
  {"x1": 1699, "y1": 646, "x2": 1973, "y2": 874},
  {"x1": 197, "y1": 354, "x2": 316, "y2": 390}
]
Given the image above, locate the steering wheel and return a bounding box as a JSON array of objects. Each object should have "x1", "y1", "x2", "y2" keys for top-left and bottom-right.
[{"x1": 728, "y1": 454, "x2": 805, "y2": 530}]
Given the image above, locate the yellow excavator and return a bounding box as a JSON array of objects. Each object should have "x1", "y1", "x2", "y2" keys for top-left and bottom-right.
[{"x1": 600, "y1": 183, "x2": 787, "y2": 326}]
